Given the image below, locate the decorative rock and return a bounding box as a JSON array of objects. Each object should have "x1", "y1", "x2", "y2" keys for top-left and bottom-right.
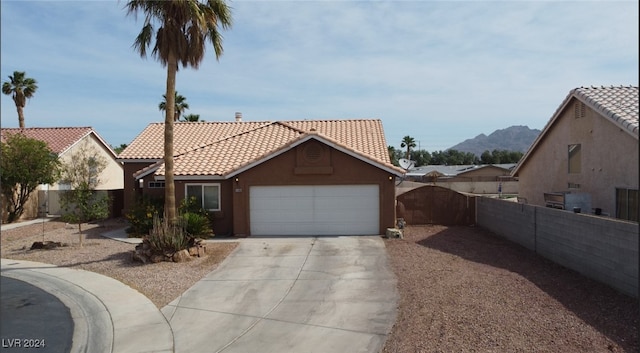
[
  {"x1": 385, "y1": 228, "x2": 403, "y2": 239},
  {"x1": 188, "y1": 246, "x2": 198, "y2": 256},
  {"x1": 172, "y1": 249, "x2": 192, "y2": 262}
]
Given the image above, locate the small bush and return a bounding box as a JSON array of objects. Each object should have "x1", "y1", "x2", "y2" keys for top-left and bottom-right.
[
  {"x1": 125, "y1": 196, "x2": 163, "y2": 236},
  {"x1": 178, "y1": 197, "x2": 214, "y2": 238},
  {"x1": 180, "y1": 212, "x2": 214, "y2": 238}
]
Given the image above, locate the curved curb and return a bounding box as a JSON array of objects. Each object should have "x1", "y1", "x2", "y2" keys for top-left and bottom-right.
[{"x1": 1, "y1": 258, "x2": 174, "y2": 353}]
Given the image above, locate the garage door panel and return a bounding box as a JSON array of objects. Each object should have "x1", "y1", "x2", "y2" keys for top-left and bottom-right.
[{"x1": 250, "y1": 185, "x2": 379, "y2": 236}]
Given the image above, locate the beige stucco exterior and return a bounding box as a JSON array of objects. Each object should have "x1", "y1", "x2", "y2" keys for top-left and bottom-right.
[
  {"x1": 44, "y1": 135, "x2": 124, "y2": 215},
  {"x1": 516, "y1": 98, "x2": 638, "y2": 216}
]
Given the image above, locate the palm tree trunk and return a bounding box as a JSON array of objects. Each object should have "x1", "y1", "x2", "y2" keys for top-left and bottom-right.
[
  {"x1": 164, "y1": 53, "x2": 177, "y2": 223},
  {"x1": 16, "y1": 104, "x2": 25, "y2": 129}
]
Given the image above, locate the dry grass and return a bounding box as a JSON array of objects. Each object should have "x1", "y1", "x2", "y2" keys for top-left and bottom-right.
[
  {"x1": 1, "y1": 218, "x2": 237, "y2": 308},
  {"x1": 382, "y1": 225, "x2": 638, "y2": 353}
]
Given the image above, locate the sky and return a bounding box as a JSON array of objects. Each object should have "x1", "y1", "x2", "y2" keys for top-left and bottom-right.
[{"x1": 1, "y1": 1, "x2": 638, "y2": 152}]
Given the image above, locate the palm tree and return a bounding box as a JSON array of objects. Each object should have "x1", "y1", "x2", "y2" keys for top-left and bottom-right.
[
  {"x1": 183, "y1": 113, "x2": 201, "y2": 122},
  {"x1": 400, "y1": 136, "x2": 416, "y2": 160},
  {"x1": 2, "y1": 71, "x2": 38, "y2": 129},
  {"x1": 159, "y1": 91, "x2": 190, "y2": 121},
  {"x1": 126, "y1": 0, "x2": 232, "y2": 222}
]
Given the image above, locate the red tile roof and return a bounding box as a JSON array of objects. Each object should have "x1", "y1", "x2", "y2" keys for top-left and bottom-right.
[{"x1": 0, "y1": 127, "x2": 94, "y2": 154}]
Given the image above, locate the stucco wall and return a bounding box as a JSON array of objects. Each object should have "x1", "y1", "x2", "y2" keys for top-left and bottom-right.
[
  {"x1": 43, "y1": 135, "x2": 124, "y2": 215},
  {"x1": 51, "y1": 135, "x2": 123, "y2": 191},
  {"x1": 231, "y1": 140, "x2": 397, "y2": 236},
  {"x1": 122, "y1": 161, "x2": 155, "y2": 215},
  {"x1": 127, "y1": 140, "x2": 397, "y2": 236},
  {"x1": 518, "y1": 99, "x2": 639, "y2": 216},
  {"x1": 477, "y1": 196, "x2": 638, "y2": 298}
]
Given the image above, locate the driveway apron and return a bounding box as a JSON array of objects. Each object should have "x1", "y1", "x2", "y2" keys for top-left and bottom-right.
[{"x1": 162, "y1": 236, "x2": 398, "y2": 353}]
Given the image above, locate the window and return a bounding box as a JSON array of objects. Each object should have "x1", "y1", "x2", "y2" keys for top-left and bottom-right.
[
  {"x1": 148, "y1": 181, "x2": 165, "y2": 188},
  {"x1": 185, "y1": 184, "x2": 220, "y2": 211},
  {"x1": 568, "y1": 144, "x2": 581, "y2": 173},
  {"x1": 616, "y1": 188, "x2": 638, "y2": 222}
]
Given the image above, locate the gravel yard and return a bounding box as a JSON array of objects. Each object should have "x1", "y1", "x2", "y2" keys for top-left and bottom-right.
[
  {"x1": 382, "y1": 225, "x2": 638, "y2": 353},
  {"x1": 2, "y1": 220, "x2": 637, "y2": 352},
  {"x1": 0, "y1": 219, "x2": 237, "y2": 308}
]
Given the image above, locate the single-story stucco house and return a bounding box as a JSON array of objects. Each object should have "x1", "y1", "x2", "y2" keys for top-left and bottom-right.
[
  {"x1": 0, "y1": 127, "x2": 124, "y2": 220},
  {"x1": 117, "y1": 117, "x2": 405, "y2": 236},
  {"x1": 512, "y1": 85, "x2": 638, "y2": 221}
]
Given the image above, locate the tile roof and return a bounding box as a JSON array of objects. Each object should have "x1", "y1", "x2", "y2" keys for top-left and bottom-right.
[
  {"x1": 0, "y1": 127, "x2": 94, "y2": 155},
  {"x1": 283, "y1": 119, "x2": 391, "y2": 162},
  {"x1": 122, "y1": 119, "x2": 403, "y2": 178},
  {"x1": 118, "y1": 121, "x2": 268, "y2": 159},
  {"x1": 158, "y1": 122, "x2": 303, "y2": 177},
  {"x1": 572, "y1": 85, "x2": 638, "y2": 136}
]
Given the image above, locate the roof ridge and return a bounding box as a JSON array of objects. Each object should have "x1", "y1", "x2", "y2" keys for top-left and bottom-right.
[
  {"x1": 172, "y1": 121, "x2": 278, "y2": 157},
  {"x1": 274, "y1": 121, "x2": 307, "y2": 134},
  {"x1": 282, "y1": 118, "x2": 381, "y2": 122},
  {"x1": 2, "y1": 126, "x2": 93, "y2": 130}
]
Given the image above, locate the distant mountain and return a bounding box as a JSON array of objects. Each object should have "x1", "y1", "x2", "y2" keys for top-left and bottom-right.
[{"x1": 448, "y1": 125, "x2": 541, "y2": 156}]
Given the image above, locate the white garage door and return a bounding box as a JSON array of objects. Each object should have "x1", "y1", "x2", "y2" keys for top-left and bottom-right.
[{"x1": 250, "y1": 185, "x2": 379, "y2": 236}]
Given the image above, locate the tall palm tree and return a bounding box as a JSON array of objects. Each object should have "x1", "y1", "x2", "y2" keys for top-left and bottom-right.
[
  {"x1": 2, "y1": 71, "x2": 38, "y2": 129},
  {"x1": 159, "y1": 91, "x2": 190, "y2": 121},
  {"x1": 126, "y1": 0, "x2": 232, "y2": 222},
  {"x1": 400, "y1": 135, "x2": 416, "y2": 160}
]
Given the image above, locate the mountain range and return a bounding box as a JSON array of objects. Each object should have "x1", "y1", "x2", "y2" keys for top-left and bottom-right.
[{"x1": 448, "y1": 125, "x2": 541, "y2": 156}]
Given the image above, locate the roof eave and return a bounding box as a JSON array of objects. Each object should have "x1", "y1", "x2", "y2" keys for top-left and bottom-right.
[{"x1": 226, "y1": 134, "x2": 405, "y2": 179}]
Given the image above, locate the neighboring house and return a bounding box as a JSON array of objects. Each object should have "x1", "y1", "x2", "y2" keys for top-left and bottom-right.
[
  {"x1": 512, "y1": 85, "x2": 638, "y2": 221},
  {"x1": 400, "y1": 164, "x2": 517, "y2": 195},
  {"x1": 0, "y1": 127, "x2": 124, "y2": 218},
  {"x1": 118, "y1": 118, "x2": 404, "y2": 236}
]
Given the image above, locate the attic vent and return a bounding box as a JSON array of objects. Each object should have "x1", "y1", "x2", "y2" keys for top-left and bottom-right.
[
  {"x1": 303, "y1": 142, "x2": 323, "y2": 163},
  {"x1": 574, "y1": 102, "x2": 586, "y2": 119}
]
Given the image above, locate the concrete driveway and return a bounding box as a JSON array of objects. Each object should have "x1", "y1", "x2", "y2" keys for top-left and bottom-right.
[{"x1": 162, "y1": 236, "x2": 398, "y2": 353}]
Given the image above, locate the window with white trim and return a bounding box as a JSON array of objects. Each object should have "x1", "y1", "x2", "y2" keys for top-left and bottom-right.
[
  {"x1": 185, "y1": 183, "x2": 220, "y2": 211},
  {"x1": 148, "y1": 181, "x2": 165, "y2": 188}
]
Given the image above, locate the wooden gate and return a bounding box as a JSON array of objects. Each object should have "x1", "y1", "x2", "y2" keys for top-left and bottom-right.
[{"x1": 396, "y1": 185, "x2": 475, "y2": 225}]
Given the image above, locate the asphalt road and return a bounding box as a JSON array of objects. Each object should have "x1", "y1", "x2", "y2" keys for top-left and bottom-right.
[{"x1": 0, "y1": 276, "x2": 73, "y2": 353}]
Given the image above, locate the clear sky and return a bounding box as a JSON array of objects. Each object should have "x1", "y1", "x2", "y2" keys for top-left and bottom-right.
[{"x1": 1, "y1": 1, "x2": 638, "y2": 152}]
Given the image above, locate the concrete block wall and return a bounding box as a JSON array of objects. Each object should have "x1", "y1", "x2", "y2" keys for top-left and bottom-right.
[
  {"x1": 476, "y1": 197, "x2": 638, "y2": 298},
  {"x1": 476, "y1": 197, "x2": 536, "y2": 251}
]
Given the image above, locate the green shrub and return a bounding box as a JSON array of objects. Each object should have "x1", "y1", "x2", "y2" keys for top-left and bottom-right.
[
  {"x1": 146, "y1": 213, "x2": 190, "y2": 254},
  {"x1": 125, "y1": 196, "x2": 163, "y2": 237},
  {"x1": 180, "y1": 212, "x2": 214, "y2": 238},
  {"x1": 178, "y1": 196, "x2": 214, "y2": 238}
]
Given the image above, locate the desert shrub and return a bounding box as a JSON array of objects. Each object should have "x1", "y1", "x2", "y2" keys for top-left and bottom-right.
[
  {"x1": 180, "y1": 212, "x2": 214, "y2": 238},
  {"x1": 146, "y1": 213, "x2": 190, "y2": 254},
  {"x1": 125, "y1": 195, "x2": 163, "y2": 236},
  {"x1": 178, "y1": 197, "x2": 214, "y2": 238}
]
